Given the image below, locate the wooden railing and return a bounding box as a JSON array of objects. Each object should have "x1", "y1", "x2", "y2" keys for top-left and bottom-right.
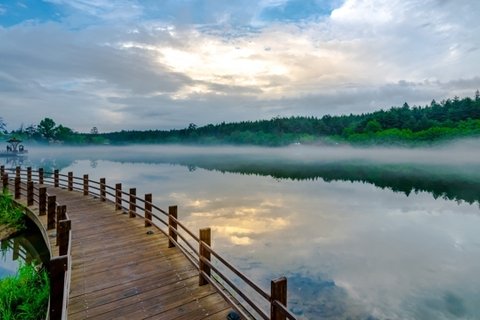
[
  {"x1": 1, "y1": 165, "x2": 297, "y2": 320},
  {"x1": 1, "y1": 165, "x2": 72, "y2": 320}
]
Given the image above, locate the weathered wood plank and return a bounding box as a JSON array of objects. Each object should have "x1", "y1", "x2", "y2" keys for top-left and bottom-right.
[
  {"x1": 151, "y1": 292, "x2": 231, "y2": 320},
  {"x1": 68, "y1": 268, "x2": 198, "y2": 313}
]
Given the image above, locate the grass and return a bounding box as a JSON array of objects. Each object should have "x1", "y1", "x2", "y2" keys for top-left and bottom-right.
[
  {"x1": 0, "y1": 188, "x2": 26, "y2": 232},
  {"x1": 0, "y1": 264, "x2": 49, "y2": 320},
  {"x1": 0, "y1": 190, "x2": 49, "y2": 319}
]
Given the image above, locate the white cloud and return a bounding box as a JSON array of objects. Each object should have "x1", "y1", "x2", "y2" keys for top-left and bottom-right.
[
  {"x1": 331, "y1": 0, "x2": 397, "y2": 24},
  {"x1": 326, "y1": 0, "x2": 480, "y2": 82}
]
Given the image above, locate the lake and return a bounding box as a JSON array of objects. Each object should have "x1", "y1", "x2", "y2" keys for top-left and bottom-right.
[
  {"x1": 0, "y1": 220, "x2": 50, "y2": 279},
  {"x1": 2, "y1": 144, "x2": 480, "y2": 319}
]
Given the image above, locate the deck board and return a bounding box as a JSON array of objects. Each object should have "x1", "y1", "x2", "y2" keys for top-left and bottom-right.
[{"x1": 40, "y1": 187, "x2": 236, "y2": 320}]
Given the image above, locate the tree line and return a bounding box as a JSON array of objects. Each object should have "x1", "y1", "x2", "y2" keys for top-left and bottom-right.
[{"x1": 2, "y1": 92, "x2": 480, "y2": 146}]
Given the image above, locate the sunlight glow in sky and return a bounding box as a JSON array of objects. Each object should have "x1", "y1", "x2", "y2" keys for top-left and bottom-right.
[{"x1": 1, "y1": 0, "x2": 479, "y2": 131}]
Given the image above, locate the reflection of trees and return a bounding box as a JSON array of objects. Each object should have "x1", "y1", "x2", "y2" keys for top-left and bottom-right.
[
  {"x1": 1, "y1": 222, "x2": 49, "y2": 267},
  {"x1": 165, "y1": 157, "x2": 480, "y2": 206},
  {"x1": 10, "y1": 150, "x2": 480, "y2": 206},
  {"x1": 1, "y1": 156, "x2": 27, "y2": 169}
]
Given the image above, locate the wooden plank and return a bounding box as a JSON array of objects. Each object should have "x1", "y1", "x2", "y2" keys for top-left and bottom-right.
[
  {"x1": 207, "y1": 309, "x2": 241, "y2": 320},
  {"x1": 70, "y1": 275, "x2": 201, "y2": 318},
  {"x1": 152, "y1": 292, "x2": 231, "y2": 320},
  {"x1": 69, "y1": 252, "x2": 191, "y2": 284},
  {"x1": 68, "y1": 268, "x2": 198, "y2": 313},
  {"x1": 70, "y1": 240, "x2": 174, "y2": 266},
  {"x1": 83, "y1": 283, "x2": 217, "y2": 320},
  {"x1": 71, "y1": 249, "x2": 185, "y2": 274}
]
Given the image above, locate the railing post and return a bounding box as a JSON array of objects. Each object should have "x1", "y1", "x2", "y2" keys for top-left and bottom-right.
[
  {"x1": 48, "y1": 255, "x2": 67, "y2": 320},
  {"x1": 83, "y1": 174, "x2": 89, "y2": 196},
  {"x1": 199, "y1": 227, "x2": 211, "y2": 286},
  {"x1": 100, "y1": 178, "x2": 106, "y2": 202},
  {"x1": 27, "y1": 167, "x2": 32, "y2": 182},
  {"x1": 14, "y1": 176, "x2": 21, "y2": 199},
  {"x1": 58, "y1": 219, "x2": 71, "y2": 255},
  {"x1": 271, "y1": 277, "x2": 287, "y2": 320},
  {"x1": 39, "y1": 168, "x2": 44, "y2": 184},
  {"x1": 15, "y1": 166, "x2": 20, "y2": 179},
  {"x1": 129, "y1": 188, "x2": 136, "y2": 218},
  {"x1": 68, "y1": 172, "x2": 73, "y2": 191},
  {"x1": 56, "y1": 205, "x2": 67, "y2": 246},
  {"x1": 2, "y1": 173, "x2": 8, "y2": 190},
  {"x1": 54, "y1": 169, "x2": 59, "y2": 187},
  {"x1": 144, "y1": 193, "x2": 152, "y2": 227},
  {"x1": 39, "y1": 187, "x2": 47, "y2": 216},
  {"x1": 48, "y1": 195, "x2": 56, "y2": 230},
  {"x1": 115, "y1": 183, "x2": 122, "y2": 210},
  {"x1": 168, "y1": 205, "x2": 178, "y2": 248},
  {"x1": 27, "y1": 181, "x2": 34, "y2": 206}
]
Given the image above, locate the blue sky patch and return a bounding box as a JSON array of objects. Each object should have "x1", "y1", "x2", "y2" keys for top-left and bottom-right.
[
  {"x1": 260, "y1": 0, "x2": 335, "y2": 22},
  {"x1": 0, "y1": 0, "x2": 62, "y2": 27}
]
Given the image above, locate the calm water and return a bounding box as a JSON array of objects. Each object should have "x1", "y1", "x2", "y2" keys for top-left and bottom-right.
[
  {"x1": 0, "y1": 221, "x2": 50, "y2": 278},
  {"x1": 3, "y1": 144, "x2": 480, "y2": 319}
]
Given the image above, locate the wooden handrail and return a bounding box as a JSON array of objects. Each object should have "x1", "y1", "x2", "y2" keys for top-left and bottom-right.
[
  {"x1": 5, "y1": 166, "x2": 297, "y2": 320},
  {"x1": 3, "y1": 165, "x2": 72, "y2": 320}
]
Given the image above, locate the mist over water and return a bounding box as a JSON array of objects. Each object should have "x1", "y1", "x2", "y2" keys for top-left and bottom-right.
[
  {"x1": 19, "y1": 139, "x2": 480, "y2": 165},
  {"x1": 3, "y1": 143, "x2": 480, "y2": 319}
]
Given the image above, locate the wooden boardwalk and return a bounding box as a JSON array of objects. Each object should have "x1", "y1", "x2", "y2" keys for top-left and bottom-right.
[
  {"x1": 45, "y1": 187, "x2": 233, "y2": 320},
  {"x1": 4, "y1": 167, "x2": 295, "y2": 320}
]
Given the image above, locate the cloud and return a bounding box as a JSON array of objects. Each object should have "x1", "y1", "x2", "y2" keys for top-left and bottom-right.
[
  {"x1": 0, "y1": 0, "x2": 479, "y2": 131},
  {"x1": 0, "y1": 23, "x2": 192, "y2": 93}
]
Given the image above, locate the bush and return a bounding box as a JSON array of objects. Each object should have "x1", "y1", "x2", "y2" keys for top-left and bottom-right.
[
  {"x1": 0, "y1": 264, "x2": 49, "y2": 320},
  {"x1": 0, "y1": 190, "x2": 26, "y2": 231}
]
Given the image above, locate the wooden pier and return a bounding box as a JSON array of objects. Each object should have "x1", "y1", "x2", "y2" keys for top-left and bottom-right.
[{"x1": 2, "y1": 166, "x2": 296, "y2": 320}]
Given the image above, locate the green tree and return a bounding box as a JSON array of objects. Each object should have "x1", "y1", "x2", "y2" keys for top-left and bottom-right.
[
  {"x1": 25, "y1": 124, "x2": 39, "y2": 139},
  {"x1": 38, "y1": 118, "x2": 57, "y2": 139},
  {"x1": 55, "y1": 125, "x2": 74, "y2": 141},
  {"x1": 365, "y1": 120, "x2": 382, "y2": 133}
]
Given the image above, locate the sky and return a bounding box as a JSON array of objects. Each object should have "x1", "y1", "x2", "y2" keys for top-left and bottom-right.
[{"x1": 0, "y1": 0, "x2": 479, "y2": 132}]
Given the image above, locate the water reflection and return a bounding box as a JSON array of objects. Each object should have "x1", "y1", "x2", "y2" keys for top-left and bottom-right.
[
  {"x1": 2, "y1": 145, "x2": 480, "y2": 319},
  {"x1": 14, "y1": 145, "x2": 480, "y2": 205},
  {"x1": 0, "y1": 226, "x2": 49, "y2": 279}
]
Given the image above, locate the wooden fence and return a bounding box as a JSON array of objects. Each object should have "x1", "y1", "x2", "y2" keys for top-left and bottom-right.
[
  {"x1": 1, "y1": 165, "x2": 297, "y2": 320},
  {"x1": 1, "y1": 165, "x2": 71, "y2": 320}
]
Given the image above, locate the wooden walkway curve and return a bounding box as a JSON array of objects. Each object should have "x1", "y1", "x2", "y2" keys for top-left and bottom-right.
[
  {"x1": 3, "y1": 167, "x2": 297, "y2": 320},
  {"x1": 45, "y1": 187, "x2": 232, "y2": 320}
]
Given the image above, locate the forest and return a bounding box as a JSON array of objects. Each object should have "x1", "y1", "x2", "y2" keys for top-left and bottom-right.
[{"x1": 2, "y1": 92, "x2": 480, "y2": 146}]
